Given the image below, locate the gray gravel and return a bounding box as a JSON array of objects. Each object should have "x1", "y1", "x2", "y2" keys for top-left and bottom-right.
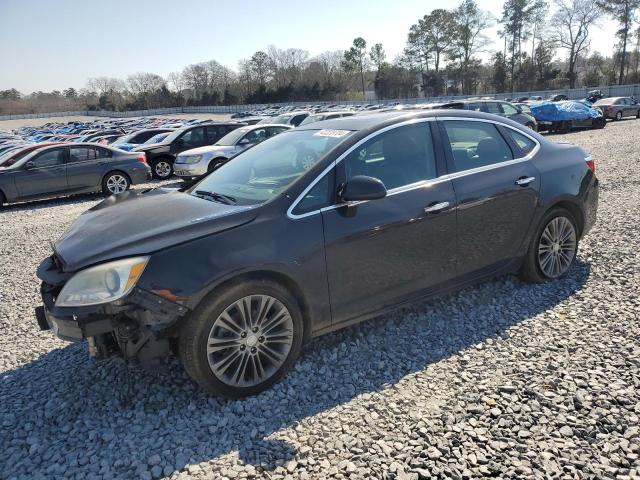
[{"x1": 1, "y1": 120, "x2": 640, "y2": 480}]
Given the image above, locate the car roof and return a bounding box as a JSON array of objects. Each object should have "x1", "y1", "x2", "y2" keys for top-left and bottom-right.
[{"x1": 296, "y1": 109, "x2": 533, "y2": 134}]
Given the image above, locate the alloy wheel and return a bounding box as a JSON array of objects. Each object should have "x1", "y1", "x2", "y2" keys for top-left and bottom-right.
[
  {"x1": 537, "y1": 216, "x2": 576, "y2": 278},
  {"x1": 106, "y1": 174, "x2": 128, "y2": 194},
  {"x1": 155, "y1": 161, "x2": 172, "y2": 178},
  {"x1": 206, "y1": 295, "x2": 294, "y2": 387},
  {"x1": 616, "y1": 111, "x2": 622, "y2": 121}
]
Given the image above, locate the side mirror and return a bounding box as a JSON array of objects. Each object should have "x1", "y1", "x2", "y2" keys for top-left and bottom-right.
[
  {"x1": 340, "y1": 175, "x2": 387, "y2": 202},
  {"x1": 238, "y1": 138, "x2": 251, "y2": 145},
  {"x1": 24, "y1": 161, "x2": 36, "y2": 170}
]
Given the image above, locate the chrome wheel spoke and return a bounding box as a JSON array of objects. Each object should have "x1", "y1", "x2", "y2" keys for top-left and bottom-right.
[
  {"x1": 538, "y1": 216, "x2": 576, "y2": 278},
  {"x1": 207, "y1": 294, "x2": 293, "y2": 388}
]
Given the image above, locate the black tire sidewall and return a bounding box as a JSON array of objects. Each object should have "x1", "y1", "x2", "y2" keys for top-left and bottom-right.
[
  {"x1": 102, "y1": 172, "x2": 130, "y2": 196},
  {"x1": 529, "y1": 208, "x2": 579, "y2": 281},
  {"x1": 179, "y1": 280, "x2": 304, "y2": 398},
  {"x1": 616, "y1": 111, "x2": 622, "y2": 121}
]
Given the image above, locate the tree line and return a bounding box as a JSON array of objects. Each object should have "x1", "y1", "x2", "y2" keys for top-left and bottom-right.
[{"x1": 2, "y1": 0, "x2": 640, "y2": 115}]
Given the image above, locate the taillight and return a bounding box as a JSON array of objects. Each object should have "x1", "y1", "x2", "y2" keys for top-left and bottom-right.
[
  {"x1": 585, "y1": 156, "x2": 595, "y2": 173},
  {"x1": 136, "y1": 153, "x2": 147, "y2": 164}
]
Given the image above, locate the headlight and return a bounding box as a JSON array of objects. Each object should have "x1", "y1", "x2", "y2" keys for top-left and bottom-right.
[
  {"x1": 56, "y1": 257, "x2": 149, "y2": 307},
  {"x1": 176, "y1": 154, "x2": 202, "y2": 164}
]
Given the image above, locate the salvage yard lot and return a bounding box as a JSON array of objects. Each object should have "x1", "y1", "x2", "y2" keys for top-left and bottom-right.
[{"x1": 1, "y1": 119, "x2": 639, "y2": 479}]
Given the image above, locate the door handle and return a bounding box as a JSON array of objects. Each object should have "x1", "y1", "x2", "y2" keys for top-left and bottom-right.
[
  {"x1": 424, "y1": 201, "x2": 450, "y2": 214},
  {"x1": 515, "y1": 176, "x2": 535, "y2": 186}
]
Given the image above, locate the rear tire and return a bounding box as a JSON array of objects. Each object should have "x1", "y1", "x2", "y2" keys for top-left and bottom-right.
[
  {"x1": 151, "y1": 158, "x2": 173, "y2": 179},
  {"x1": 0, "y1": 191, "x2": 5, "y2": 207},
  {"x1": 559, "y1": 121, "x2": 570, "y2": 134},
  {"x1": 594, "y1": 117, "x2": 606, "y2": 129},
  {"x1": 519, "y1": 207, "x2": 578, "y2": 283},
  {"x1": 102, "y1": 171, "x2": 130, "y2": 196},
  {"x1": 615, "y1": 111, "x2": 622, "y2": 121},
  {"x1": 179, "y1": 279, "x2": 304, "y2": 398}
]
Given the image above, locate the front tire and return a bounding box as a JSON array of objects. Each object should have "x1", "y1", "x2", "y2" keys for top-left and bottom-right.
[
  {"x1": 151, "y1": 158, "x2": 173, "y2": 179},
  {"x1": 519, "y1": 208, "x2": 578, "y2": 283},
  {"x1": 179, "y1": 280, "x2": 304, "y2": 398},
  {"x1": 102, "y1": 171, "x2": 130, "y2": 196}
]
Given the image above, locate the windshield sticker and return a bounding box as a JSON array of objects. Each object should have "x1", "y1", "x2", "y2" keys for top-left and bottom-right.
[{"x1": 314, "y1": 129, "x2": 350, "y2": 138}]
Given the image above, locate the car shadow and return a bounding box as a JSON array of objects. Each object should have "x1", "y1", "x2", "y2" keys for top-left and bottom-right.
[{"x1": 0, "y1": 260, "x2": 591, "y2": 477}]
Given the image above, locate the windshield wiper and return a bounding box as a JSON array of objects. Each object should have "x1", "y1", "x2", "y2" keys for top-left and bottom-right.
[{"x1": 195, "y1": 190, "x2": 237, "y2": 205}]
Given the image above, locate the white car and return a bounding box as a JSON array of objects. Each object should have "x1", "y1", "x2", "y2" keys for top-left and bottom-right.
[{"x1": 173, "y1": 124, "x2": 292, "y2": 180}]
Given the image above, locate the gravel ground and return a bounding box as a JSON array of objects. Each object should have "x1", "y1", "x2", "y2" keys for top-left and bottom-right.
[{"x1": 1, "y1": 119, "x2": 639, "y2": 480}]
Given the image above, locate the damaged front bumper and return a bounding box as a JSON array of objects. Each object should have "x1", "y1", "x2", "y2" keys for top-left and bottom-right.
[{"x1": 35, "y1": 255, "x2": 189, "y2": 366}]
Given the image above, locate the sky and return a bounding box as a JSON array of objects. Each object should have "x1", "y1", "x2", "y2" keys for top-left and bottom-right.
[{"x1": 0, "y1": 0, "x2": 619, "y2": 93}]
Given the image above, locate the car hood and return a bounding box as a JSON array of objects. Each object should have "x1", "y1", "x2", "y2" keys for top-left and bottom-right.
[{"x1": 54, "y1": 188, "x2": 258, "y2": 272}]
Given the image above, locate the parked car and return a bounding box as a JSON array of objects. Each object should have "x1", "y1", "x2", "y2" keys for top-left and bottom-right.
[
  {"x1": 132, "y1": 123, "x2": 246, "y2": 179},
  {"x1": 0, "y1": 143, "x2": 150, "y2": 205},
  {"x1": 174, "y1": 125, "x2": 292, "y2": 181},
  {"x1": 429, "y1": 99, "x2": 538, "y2": 130},
  {"x1": 258, "y1": 111, "x2": 309, "y2": 127},
  {"x1": 592, "y1": 97, "x2": 640, "y2": 121},
  {"x1": 586, "y1": 90, "x2": 603, "y2": 103},
  {"x1": 299, "y1": 111, "x2": 354, "y2": 126},
  {"x1": 549, "y1": 94, "x2": 568, "y2": 102},
  {"x1": 35, "y1": 109, "x2": 598, "y2": 397},
  {"x1": 530, "y1": 100, "x2": 606, "y2": 133},
  {"x1": 112, "y1": 128, "x2": 175, "y2": 151}
]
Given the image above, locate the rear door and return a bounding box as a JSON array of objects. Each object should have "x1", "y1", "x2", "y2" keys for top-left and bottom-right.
[
  {"x1": 14, "y1": 147, "x2": 68, "y2": 198},
  {"x1": 66, "y1": 146, "x2": 111, "y2": 189},
  {"x1": 439, "y1": 118, "x2": 540, "y2": 276}
]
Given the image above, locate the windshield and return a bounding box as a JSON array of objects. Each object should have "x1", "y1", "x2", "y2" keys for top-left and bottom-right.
[
  {"x1": 112, "y1": 133, "x2": 134, "y2": 145},
  {"x1": 142, "y1": 132, "x2": 170, "y2": 145},
  {"x1": 270, "y1": 114, "x2": 291, "y2": 125},
  {"x1": 191, "y1": 129, "x2": 352, "y2": 205},
  {"x1": 161, "y1": 127, "x2": 189, "y2": 144},
  {"x1": 215, "y1": 127, "x2": 251, "y2": 146}
]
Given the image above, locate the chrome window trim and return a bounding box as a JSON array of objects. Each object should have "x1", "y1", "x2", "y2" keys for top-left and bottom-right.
[{"x1": 286, "y1": 116, "x2": 541, "y2": 220}]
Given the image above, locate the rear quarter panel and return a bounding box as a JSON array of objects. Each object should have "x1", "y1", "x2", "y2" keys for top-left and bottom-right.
[{"x1": 531, "y1": 142, "x2": 596, "y2": 236}]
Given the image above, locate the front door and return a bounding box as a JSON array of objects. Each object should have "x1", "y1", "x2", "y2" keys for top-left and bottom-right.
[
  {"x1": 322, "y1": 121, "x2": 458, "y2": 324},
  {"x1": 439, "y1": 119, "x2": 541, "y2": 276},
  {"x1": 14, "y1": 147, "x2": 68, "y2": 199}
]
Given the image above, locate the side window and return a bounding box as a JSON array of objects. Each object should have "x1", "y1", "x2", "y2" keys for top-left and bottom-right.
[
  {"x1": 503, "y1": 129, "x2": 537, "y2": 156},
  {"x1": 343, "y1": 123, "x2": 436, "y2": 190},
  {"x1": 243, "y1": 128, "x2": 268, "y2": 144},
  {"x1": 266, "y1": 127, "x2": 288, "y2": 137},
  {"x1": 291, "y1": 114, "x2": 307, "y2": 126},
  {"x1": 468, "y1": 102, "x2": 483, "y2": 112},
  {"x1": 483, "y1": 102, "x2": 502, "y2": 114},
  {"x1": 293, "y1": 171, "x2": 333, "y2": 215},
  {"x1": 501, "y1": 103, "x2": 519, "y2": 115},
  {"x1": 179, "y1": 128, "x2": 204, "y2": 147},
  {"x1": 443, "y1": 120, "x2": 513, "y2": 172},
  {"x1": 205, "y1": 126, "x2": 224, "y2": 141},
  {"x1": 96, "y1": 147, "x2": 112, "y2": 158},
  {"x1": 69, "y1": 147, "x2": 95, "y2": 163},
  {"x1": 31, "y1": 149, "x2": 64, "y2": 168}
]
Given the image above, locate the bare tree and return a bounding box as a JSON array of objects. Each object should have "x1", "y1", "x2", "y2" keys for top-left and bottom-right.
[
  {"x1": 550, "y1": 0, "x2": 602, "y2": 88},
  {"x1": 596, "y1": 0, "x2": 640, "y2": 84}
]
